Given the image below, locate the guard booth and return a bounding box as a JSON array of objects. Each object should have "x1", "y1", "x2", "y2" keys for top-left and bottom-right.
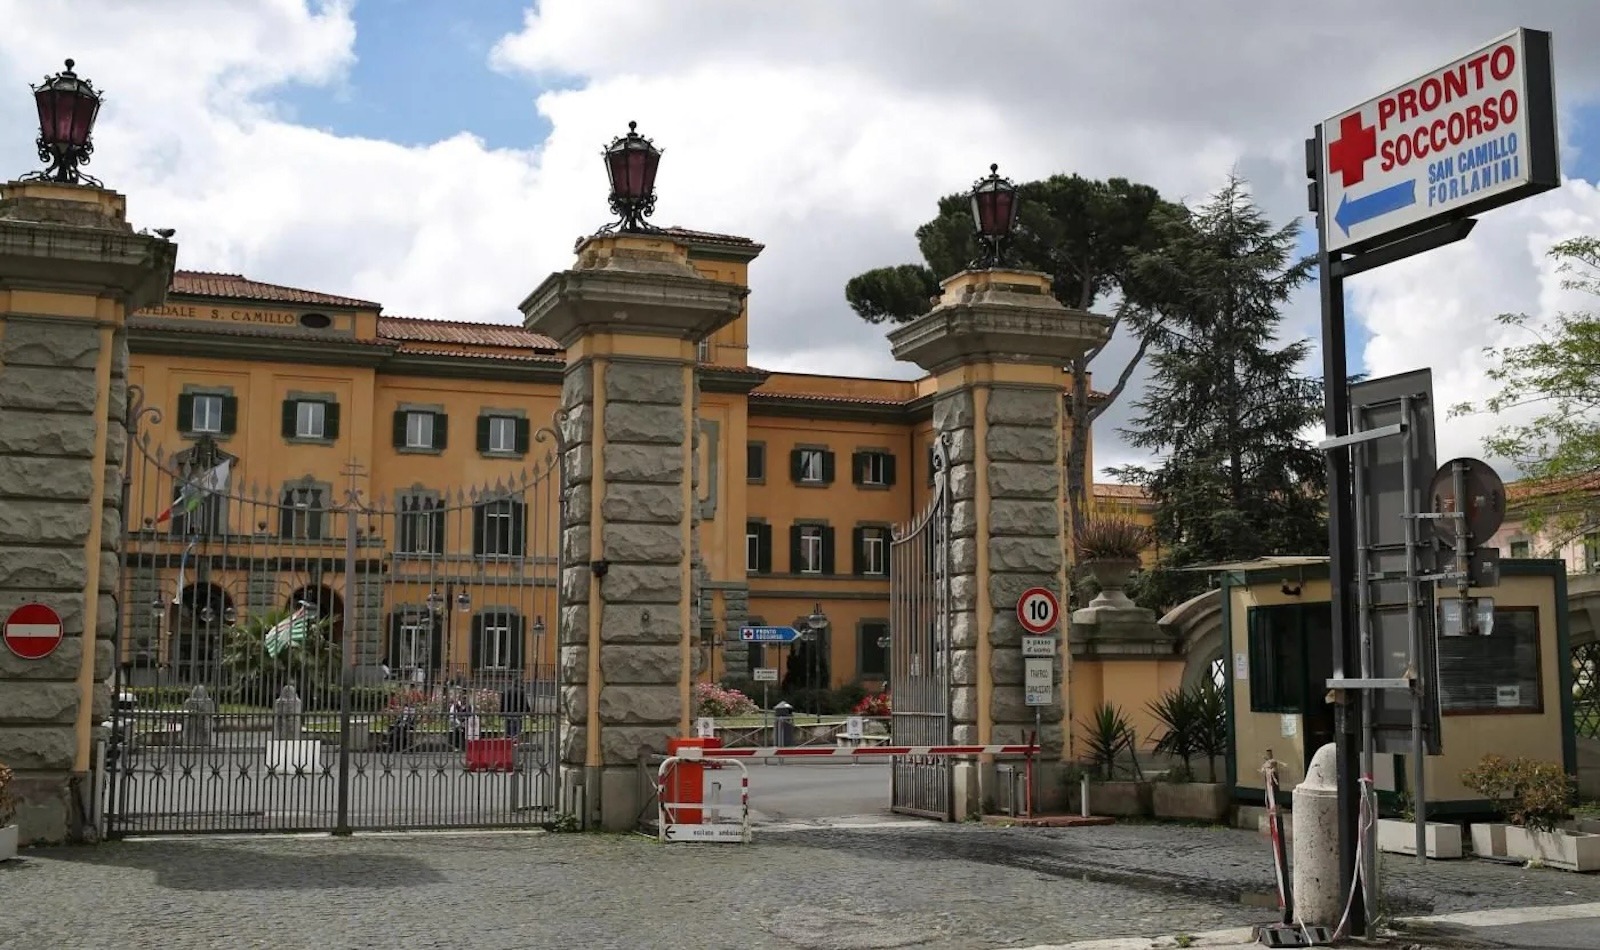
[{"x1": 1218, "y1": 556, "x2": 1578, "y2": 813}]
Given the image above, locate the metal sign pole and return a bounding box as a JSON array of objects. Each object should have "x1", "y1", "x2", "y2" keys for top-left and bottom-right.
[
  {"x1": 1350, "y1": 415, "x2": 1379, "y2": 911},
  {"x1": 1401, "y1": 396, "x2": 1426, "y2": 864}
]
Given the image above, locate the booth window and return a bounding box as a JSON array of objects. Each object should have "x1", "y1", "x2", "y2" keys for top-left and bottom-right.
[
  {"x1": 1246, "y1": 603, "x2": 1330, "y2": 713},
  {"x1": 1439, "y1": 606, "x2": 1542, "y2": 714}
]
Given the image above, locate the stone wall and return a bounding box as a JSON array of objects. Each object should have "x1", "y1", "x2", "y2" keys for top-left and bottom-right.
[
  {"x1": 0, "y1": 317, "x2": 119, "y2": 843},
  {"x1": 937, "y1": 391, "x2": 980, "y2": 747}
]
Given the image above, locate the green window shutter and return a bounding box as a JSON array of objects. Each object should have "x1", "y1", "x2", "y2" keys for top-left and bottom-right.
[
  {"x1": 472, "y1": 503, "x2": 487, "y2": 556},
  {"x1": 882, "y1": 530, "x2": 892, "y2": 575},
  {"x1": 851, "y1": 526, "x2": 866, "y2": 575},
  {"x1": 509, "y1": 614, "x2": 527, "y2": 671},
  {"x1": 392, "y1": 410, "x2": 407, "y2": 449},
  {"x1": 851, "y1": 451, "x2": 866, "y2": 486},
  {"x1": 821, "y1": 526, "x2": 836, "y2": 574},
  {"x1": 510, "y1": 501, "x2": 527, "y2": 557},
  {"x1": 758, "y1": 523, "x2": 773, "y2": 573},
  {"x1": 747, "y1": 443, "x2": 764, "y2": 481},
  {"x1": 177, "y1": 394, "x2": 195, "y2": 433},
  {"x1": 220, "y1": 396, "x2": 239, "y2": 435},
  {"x1": 476, "y1": 415, "x2": 492, "y2": 453},
  {"x1": 433, "y1": 412, "x2": 449, "y2": 450},
  {"x1": 324, "y1": 402, "x2": 341, "y2": 441},
  {"x1": 883, "y1": 453, "x2": 897, "y2": 486},
  {"x1": 789, "y1": 525, "x2": 803, "y2": 573},
  {"x1": 790, "y1": 449, "x2": 804, "y2": 483},
  {"x1": 514, "y1": 418, "x2": 531, "y2": 454},
  {"x1": 471, "y1": 614, "x2": 485, "y2": 670},
  {"x1": 281, "y1": 400, "x2": 298, "y2": 439},
  {"x1": 821, "y1": 450, "x2": 836, "y2": 484},
  {"x1": 431, "y1": 505, "x2": 446, "y2": 555}
]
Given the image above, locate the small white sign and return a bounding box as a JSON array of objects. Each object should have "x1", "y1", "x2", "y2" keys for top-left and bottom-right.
[
  {"x1": 1496, "y1": 685, "x2": 1521, "y2": 707},
  {"x1": 845, "y1": 717, "x2": 865, "y2": 739},
  {"x1": 752, "y1": 667, "x2": 779, "y2": 683},
  {"x1": 663, "y1": 823, "x2": 746, "y2": 843},
  {"x1": 1235, "y1": 652, "x2": 1249, "y2": 681},
  {"x1": 1021, "y1": 636, "x2": 1055, "y2": 658},
  {"x1": 1280, "y1": 714, "x2": 1299, "y2": 738},
  {"x1": 695, "y1": 717, "x2": 716, "y2": 738},
  {"x1": 1024, "y1": 657, "x2": 1054, "y2": 706}
]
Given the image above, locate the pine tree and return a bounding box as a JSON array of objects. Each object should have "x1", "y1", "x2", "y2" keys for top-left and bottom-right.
[{"x1": 1110, "y1": 175, "x2": 1325, "y2": 610}]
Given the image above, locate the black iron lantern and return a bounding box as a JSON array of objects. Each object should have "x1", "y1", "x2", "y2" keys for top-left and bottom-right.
[
  {"x1": 969, "y1": 163, "x2": 1020, "y2": 268},
  {"x1": 26, "y1": 59, "x2": 103, "y2": 186},
  {"x1": 601, "y1": 120, "x2": 661, "y2": 233}
]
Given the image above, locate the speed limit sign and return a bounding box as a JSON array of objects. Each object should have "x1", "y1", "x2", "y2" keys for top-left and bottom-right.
[{"x1": 1016, "y1": 587, "x2": 1060, "y2": 635}]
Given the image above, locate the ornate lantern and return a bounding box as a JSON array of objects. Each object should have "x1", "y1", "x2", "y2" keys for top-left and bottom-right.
[
  {"x1": 969, "y1": 163, "x2": 1020, "y2": 268},
  {"x1": 26, "y1": 59, "x2": 103, "y2": 186},
  {"x1": 601, "y1": 121, "x2": 662, "y2": 232}
]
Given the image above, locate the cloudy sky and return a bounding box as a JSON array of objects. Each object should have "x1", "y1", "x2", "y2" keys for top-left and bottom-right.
[{"x1": 5, "y1": 0, "x2": 1600, "y2": 482}]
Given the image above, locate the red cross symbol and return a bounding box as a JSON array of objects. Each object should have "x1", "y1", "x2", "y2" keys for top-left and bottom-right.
[{"x1": 1327, "y1": 113, "x2": 1377, "y2": 188}]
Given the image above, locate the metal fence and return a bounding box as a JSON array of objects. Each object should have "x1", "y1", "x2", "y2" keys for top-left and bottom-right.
[
  {"x1": 1576, "y1": 641, "x2": 1600, "y2": 741},
  {"x1": 889, "y1": 433, "x2": 953, "y2": 820},
  {"x1": 104, "y1": 388, "x2": 567, "y2": 836}
]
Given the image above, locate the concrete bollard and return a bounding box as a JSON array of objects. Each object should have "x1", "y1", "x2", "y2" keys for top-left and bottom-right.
[
  {"x1": 1291, "y1": 742, "x2": 1342, "y2": 929},
  {"x1": 273, "y1": 684, "x2": 304, "y2": 740}
]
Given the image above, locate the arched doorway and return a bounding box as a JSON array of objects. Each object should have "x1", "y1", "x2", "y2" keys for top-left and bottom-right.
[
  {"x1": 286, "y1": 584, "x2": 344, "y2": 643},
  {"x1": 168, "y1": 582, "x2": 236, "y2": 687}
]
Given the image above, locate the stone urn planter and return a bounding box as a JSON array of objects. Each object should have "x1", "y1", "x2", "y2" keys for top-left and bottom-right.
[
  {"x1": 1153, "y1": 782, "x2": 1231, "y2": 823},
  {"x1": 1082, "y1": 558, "x2": 1141, "y2": 608},
  {"x1": 1377, "y1": 818, "x2": 1464, "y2": 859}
]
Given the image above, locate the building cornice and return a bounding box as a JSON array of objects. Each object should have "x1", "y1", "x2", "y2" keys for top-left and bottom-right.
[
  {"x1": 128, "y1": 322, "x2": 393, "y2": 367},
  {"x1": 699, "y1": 366, "x2": 771, "y2": 394}
]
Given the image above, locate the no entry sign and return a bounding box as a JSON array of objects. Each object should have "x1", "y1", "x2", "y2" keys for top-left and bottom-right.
[{"x1": 4, "y1": 603, "x2": 65, "y2": 660}]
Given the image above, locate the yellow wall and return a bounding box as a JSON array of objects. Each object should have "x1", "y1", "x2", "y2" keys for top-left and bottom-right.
[{"x1": 1228, "y1": 572, "x2": 1568, "y2": 801}]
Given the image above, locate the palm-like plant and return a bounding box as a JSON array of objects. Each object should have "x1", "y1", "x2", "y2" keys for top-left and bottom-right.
[
  {"x1": 1190, "y1": 680, "x2": 1228, "y2": 782},
  {"x1": 1081, "y1": 702, "x2": 1142, "y2": 780},
  {"x1": 1147, "y1": 687, "x2": 1198, "y2": 779},
  {"x1": 222, "y1": 609, "x2": 339, "y2": 708}
]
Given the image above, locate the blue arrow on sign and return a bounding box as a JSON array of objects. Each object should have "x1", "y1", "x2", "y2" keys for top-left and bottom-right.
[
  {"x1": 1334, "y1": 180, "x2": 1417, "y2": 236},
  {"x1": 740, "y1": 625, "x2": 801, "y2": 643}
]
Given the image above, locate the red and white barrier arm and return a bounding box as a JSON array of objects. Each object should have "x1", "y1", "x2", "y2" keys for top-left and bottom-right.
[{"x1": 686, "y1": 743, "x2": 1036, "y2": 760}]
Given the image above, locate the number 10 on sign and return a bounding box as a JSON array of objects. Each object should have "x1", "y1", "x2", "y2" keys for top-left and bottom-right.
[{"x1": 1017, "y1": 587, "x2": 1059, "y2": 635}]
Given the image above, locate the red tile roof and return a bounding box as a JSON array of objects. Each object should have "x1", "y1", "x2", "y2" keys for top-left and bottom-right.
[
  {"x1": 1507, "y1": 470, "x2": 1600, "y2": 503},
  {"x1": 1094, "y1": 483, "x2": 1149, "y2": 500},
  {"x1": 661, "y1": 226, "x2": 763, "y2": 249},
  {"x1": 378, "y1": 316, "x2": 561, "y2": 353},
  {"x1": 170, "y1": 270, "x2": 380, "y2": 309},
  {"x1": 749, "y1": 389, "x2": 912, "y2": 408}
]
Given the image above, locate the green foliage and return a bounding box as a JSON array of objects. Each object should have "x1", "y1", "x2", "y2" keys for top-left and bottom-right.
[
  {"x1": 1108, "y1": 175, "x2": 1325, "y2": 613},
  {"x1": 1076, "y1": 516, "x2": 1153, "y2": 562},
  {"x1": 1080, "y1": 702, "x2": 1142, "y2": 780},
  {"x1": 0, "y1": 759, "x2": 15, "y2": 827},
  {"x1": 1147, "y1": 680, "x2": 1229, "y2": 783},
  {"x1": 844, "y1": 173, "x2": 1185, "y2": 538},
  {"x1": 844, "y1": 263, "x2": 939, "y2": 324},
  {"x1": 1452, "y1": 237, "x2": 1600, "y2": 549},
  {"x1": 221, "y1": 608, "x2": 340, "y2": 707},
  {"x1": 1460, "y1": 753, "x2": 1574, "y2": 832}
]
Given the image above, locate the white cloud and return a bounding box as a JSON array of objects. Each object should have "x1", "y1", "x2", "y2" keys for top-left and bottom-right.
[{"x1": 4, "y1": 1, "x2": 1600, "y2": 481}]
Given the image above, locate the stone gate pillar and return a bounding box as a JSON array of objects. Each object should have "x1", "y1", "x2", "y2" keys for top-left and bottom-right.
[
  {"x1": 0, "y1": 181, "x2": 176, "y2": 843},
  {"x1": 522, "y1": 233, "x2": 747, "y2": 830},
  {"x1": 890, "y1": 268, "x2": 1109, "y2": 816}
]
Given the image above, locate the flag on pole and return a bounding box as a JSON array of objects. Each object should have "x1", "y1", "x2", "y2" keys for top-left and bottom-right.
[
  {"x1": 171, "y1": 537, "x2": 199, "y2": 606},
  {"x1": 264, "y1": 604, "x2": 313, "y2": 657},
  {"x1": 156, "y1": 458, "x2": 231, "y2": 525}
]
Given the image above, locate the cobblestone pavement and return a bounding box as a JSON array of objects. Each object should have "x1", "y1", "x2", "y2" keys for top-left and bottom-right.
[{"x1": 4, "y1": 822, "x2": 1599, "y2": 950}]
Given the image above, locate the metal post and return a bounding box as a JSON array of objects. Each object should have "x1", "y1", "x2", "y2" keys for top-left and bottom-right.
[
  {"x1": 1351, "y1": 413, "x2": 1379, "y2": 907},
  {"x1": 334, "y1": 503, "x2": 358, "y2": 836},
  {"x1": 1403, "y1": 398, "x2": 1426, "y2": 864},
  {"x1": 1314, "y1": 123, "x2": 1366, "y2": 935}
]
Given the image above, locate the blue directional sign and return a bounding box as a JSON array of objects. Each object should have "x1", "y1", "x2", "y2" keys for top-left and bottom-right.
[
  {"x1": 740, "y1": 625, "x2": 801, "y2": 643},
  {"x1": 1334, "y1": 180, "x2": 1416, "y2": 236}
]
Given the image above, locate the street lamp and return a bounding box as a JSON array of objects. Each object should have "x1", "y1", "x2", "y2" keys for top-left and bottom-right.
[
  {"x1": 803, "y1": 603, "x2": 829, "y2": 693},
  {"x1": 601, "y1": 120, "x2": 662, "y2": 233},
  {"x1": 426, "y1": 585, "x2": 472, "y2": 681},
  {"x1": 25, "y1": 59, "x2": 103, "y2": 186},
  {"x1": 969, "y1": 163, "x2": 1020, "y2": 269}
]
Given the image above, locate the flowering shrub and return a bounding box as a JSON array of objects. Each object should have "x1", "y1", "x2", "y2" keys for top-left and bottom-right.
[
  {"x1": 0, "y1": 759, "x2": 15, "y2": 826},
  {"x1": 384, "y1": 686, "x2": 501, "y2": 716},
  {"x1": 853, "y1": 692, "x2": 891, "y2": 717},
  {"x1": 1460, "y1": 754, "x2": 1573, "y2": 832},
  {"x1": 696, "y1": 682, "x2": 758, "y2": 717}
]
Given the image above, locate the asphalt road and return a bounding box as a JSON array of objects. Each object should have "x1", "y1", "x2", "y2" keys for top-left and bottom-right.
[{"x1": 742, "y1": 762, "x2": 895, "y2": 823}]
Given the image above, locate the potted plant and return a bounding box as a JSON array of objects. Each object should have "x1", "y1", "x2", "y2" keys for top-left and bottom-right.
[
  {"x1": 1375, "y1": 789, "x2": 1464, "y2": 860},
  {"x1": 1149, "y1": 683, "x2": 1232, "y2": 822},
  {"x1": 0, "y1": 758, "x2": 17, "y2": 861},
  {"x1": 1461, "y1": 754, "x2": 1598, "y2": 871},
  {"x1": 1074, "y1": 518, "x2": 1152, "y2": 606},
  {"x1": 1074, "y1": 702, "x2": 1150, "y2": 817}
]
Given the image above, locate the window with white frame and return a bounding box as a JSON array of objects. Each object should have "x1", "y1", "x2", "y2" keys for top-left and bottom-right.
[
  {"x1": 399, "y1": 493, "x2": 443, "y2": 555},
  {"x1": 481, "y1": 616, "x2": 513, "y2": 670},
  {"x1": 798, "y1": 448, "x2": 824, "y2": 483},
  {"x1": 861, "y1": 452, "x2": 891, "y2": 486},
  {"x1": 697, "y1": 337, "x2": 713, "y2": 362},
  {"x1": 398, "y1": 621, "x2": 431, "y2": 672},
  {"x1": 800, "y1": 525, "x2": 824, "y2": 574},
  {"x1": 488, "y1": 416, "x2": 517, "y2": 453},
  {"x1": 406, "y1": 412, "x2": 435, "y2": 450},
  {"x1": 862, "y1": 528, "x2": 887, "y2": 575},
  {"x1": 279, "y1": 485, "x2": 326, "y2": 539},
  {"x1": 747, "y1": 526, "x2": 761, "y2": 573},
  {"x1": 296, "y1": 400, "x2": 326, "y2": 439},
  {"x1": 192, "y1": 394, "x2": 224, "y2": 434}
]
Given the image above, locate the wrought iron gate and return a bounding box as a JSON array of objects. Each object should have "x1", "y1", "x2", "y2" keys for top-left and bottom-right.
[
  {"x1": 105, "y1": 388, "x2": 565, "y2": 836},
  {"x1": 889, "y1": 433, "x2": 953, "y2": 819}
]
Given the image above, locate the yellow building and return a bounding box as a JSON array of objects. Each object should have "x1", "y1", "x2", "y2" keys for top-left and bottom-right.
[{"x1": 122, "y1": 228, "x2": 1148, "y2": 693}]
